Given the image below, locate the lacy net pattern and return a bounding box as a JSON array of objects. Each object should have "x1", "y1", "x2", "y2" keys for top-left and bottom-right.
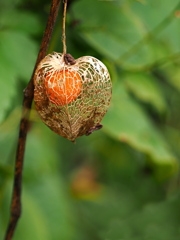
[{"x1": 34, "y1": 52, "x2": 112, "y2": 141}]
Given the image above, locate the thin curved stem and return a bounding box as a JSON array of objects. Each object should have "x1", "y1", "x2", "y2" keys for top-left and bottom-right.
[
  {"x1": 4, "y1": 1, "x2": 61, "y2": 239},
  {"x1": 62, "y1": 0, "x2": 68, "y2": 54}
]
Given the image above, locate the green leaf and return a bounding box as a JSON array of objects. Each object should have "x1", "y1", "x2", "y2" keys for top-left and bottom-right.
[
  {"x1": 29, "y1": 175, "x2": 80, "y2": 240},
  {"x1": 0, "y1": 181, "x2": 50, "y2": 240},
  {"x1": 82, "y1": 31, "x2": 126, "y2": 61},
  {"x1": 159, "y1": 60, "x2": 180, "y2": 91},
  {"x1": 72, "y1": 0, "x2": 180, "y2": 69},
  {"x1": 24, "y1": 121, "x2": 82, "y2": 240},
  {"x1": 0, "y1": 30, "x2": 37, "y2": 123},
  {"x1": 157, "y1": 16, "x2": 180, "y2": 54},
  {"x1": 0, "y1": 121, "x2": 82, "y2": 240},
  {"x1": 131, "y1": 0, "x2": 180, "y2": 32},
  {"x1": 124, "y1": 72, "x2": 166, "y2": 112},
  {"x1": 72, "y1": 0, "x2": 145, "y2": 61},
  {"x1": 0, "y1": 61, "x2": 17, "y2": 124},
  {"x1": 24, "y1": 120, "x2": 60, "y2": 180},
  {"x1": 102, "y1": 81, "x2": 177, "y2": 173},
  {"x1": 73, "y1": 175, "x2": 166, "y2": 240},
  {"x1": 102, "y1": 193, "x2": 180, "y2": 240},
  {"x1": 0, "y1": 10, "x2": 42, "y2": 35},
  {"x1": 0, "y1": 30, "x2": 37, "y2": 82},
  {"x1": 0, "y1": 108, "x2": 21, "y2": 163},
  {"x1": 14, "y1": 190, "x2": 50, "y2": 240}
]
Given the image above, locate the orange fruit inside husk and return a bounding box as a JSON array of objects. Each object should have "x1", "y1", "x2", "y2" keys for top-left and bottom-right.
[{"x1": 44, "y1": 69, "x2": 82, "y2": 106}]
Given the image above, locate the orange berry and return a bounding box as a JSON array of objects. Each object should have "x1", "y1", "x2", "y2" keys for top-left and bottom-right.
[{"x1": 44, "y1": 69, "x2": 82, "y2": 106}]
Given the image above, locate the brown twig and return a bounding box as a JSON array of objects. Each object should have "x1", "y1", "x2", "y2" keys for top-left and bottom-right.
[{"x1": 4, "y1": 0, "x2": 61, "y2": 239}]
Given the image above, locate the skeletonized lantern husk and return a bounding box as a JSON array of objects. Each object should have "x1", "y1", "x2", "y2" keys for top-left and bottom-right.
[{"x1": 34, "y1": 52, "x2": 112, "y2": 142}]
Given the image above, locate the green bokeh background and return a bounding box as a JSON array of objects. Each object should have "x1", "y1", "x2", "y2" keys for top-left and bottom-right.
[{"x1": 0, "y1": 0, "x2": 180, "y2": 239}]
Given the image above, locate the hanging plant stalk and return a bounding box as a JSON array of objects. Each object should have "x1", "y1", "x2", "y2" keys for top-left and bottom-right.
[
  {"x1": 4, "y1": 1, "x2": 61, "y2": 240},
  {"x1": 34, "y1": 0, "x2": 112, "y2": 142}
]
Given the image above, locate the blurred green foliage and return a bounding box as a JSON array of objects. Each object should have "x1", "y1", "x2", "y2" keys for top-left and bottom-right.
[{"x1": 0, "y1": 0, "x2": 180, "y2": 239}]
